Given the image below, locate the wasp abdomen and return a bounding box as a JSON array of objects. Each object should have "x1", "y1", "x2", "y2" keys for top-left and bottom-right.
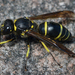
[{"x1": 39, "y1": 22, "x2": 72, "y2": 42}]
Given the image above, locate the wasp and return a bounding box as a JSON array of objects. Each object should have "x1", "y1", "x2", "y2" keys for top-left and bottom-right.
[{"x1": 0, "y1": 10, "x2": 75, "y2": 70}]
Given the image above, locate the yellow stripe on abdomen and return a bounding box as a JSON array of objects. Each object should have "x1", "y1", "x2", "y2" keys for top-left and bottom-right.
[
  {"x1": 62, "y1": 31, "x2": 70, "y2": 41},
  {"x1": 54, "y1": 24, "x2": 63, "y2": 40},
  {"x1": 44, "y1": 22, "x2": 47, "y2": 36}
]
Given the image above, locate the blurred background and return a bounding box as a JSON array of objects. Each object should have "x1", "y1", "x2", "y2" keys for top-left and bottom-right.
[{"x1": 0, "y1": 0, "x2": 75, "y2": 75}]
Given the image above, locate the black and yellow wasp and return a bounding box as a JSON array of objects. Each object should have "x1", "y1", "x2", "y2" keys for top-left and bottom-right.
[{"x1": 0, "y1": 10, "x2": 75, "y2": 70}]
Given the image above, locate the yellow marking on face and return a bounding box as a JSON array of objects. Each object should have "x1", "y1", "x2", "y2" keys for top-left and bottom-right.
[
  {"x1": 54, "y1": 24, "x2": 63, "y2": 40},
  {"x1": 1, "y1": 24, "x2": 4, "y2": 27},
  {"x1": 10, "y1": 30, "x2": 12, "y2": 32},
  {"x1": 44, "y1": 22, "x2": 47, "y2": 36}
]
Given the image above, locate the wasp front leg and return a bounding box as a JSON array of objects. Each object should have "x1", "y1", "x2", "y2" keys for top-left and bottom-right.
[
  {"x1": 0, "y1": 34, "x2": 15, "y2": 45},
  {"x1": 24, "y1": 37, "x2": 31, "y2": 71}
]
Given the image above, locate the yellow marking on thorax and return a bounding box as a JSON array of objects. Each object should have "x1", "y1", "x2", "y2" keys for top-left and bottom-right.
[
  {"x1": 31, "y1": 21, "x2": 34, "y2": 23},
  {"x1": 14, "y1": 19, "x2": 17, "y2": 23},
  {"x1": 21, "y1": 32, "x2": 25, "y2": 36},
  {"x1": 26, "y1": 17, "x2": 28, "y2": 19},
  {"x1": 14, "y1": 19, "x2": 17, "y2": 31},
  {"x1": 26, "y1": 30, "x2": 28, "y2": 32},
  {"x1": 31, "y1": 25, "x2": 34, "y2": 28},
  {"x1": 14, "y1": 24, "x2": 17, "y2": 31}
]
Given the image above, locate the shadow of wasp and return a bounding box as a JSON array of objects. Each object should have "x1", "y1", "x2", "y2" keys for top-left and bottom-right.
[{"x1": 0, "y1": 10, "x2": 75, "y2": 71}]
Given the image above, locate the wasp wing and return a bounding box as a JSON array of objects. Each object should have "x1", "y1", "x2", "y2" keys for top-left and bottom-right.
[
  {"x1": 29, "y1": 11, "x2": 75, "y2": 20},
  {"x1": 26, "y1": 30, "x2": 75, "y2": 57}
]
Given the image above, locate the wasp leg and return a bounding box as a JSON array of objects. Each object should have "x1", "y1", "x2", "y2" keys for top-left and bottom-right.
[
  {"x1": 0, "y1": 38, "x2": 14, "y2": 44},
  {"x1": 0, "y1": 33, "x2": 15, "y2": 46},
  {"x1": 25, "y1": 44, "x2": 30, "y2": 71},
  {"x1": 26, "y1": 45, "x2": 30, "y2": 58},
  {"x1": 41, "y1": 41, "x2": 50, "y2": 53},
  {"x1": 41, "y1": 41, "x2": 62, "y2": 68},
  {"x1": 24, "y1": 37, "x2": 31, "y2": 71}
]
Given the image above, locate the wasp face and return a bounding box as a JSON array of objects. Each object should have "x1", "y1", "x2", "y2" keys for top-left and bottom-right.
[{"x1": 0, "y1": 19, "x2": 14, "y2": 35}]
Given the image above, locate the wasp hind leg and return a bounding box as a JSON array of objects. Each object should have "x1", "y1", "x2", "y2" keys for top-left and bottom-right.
[{"x1": 40, "y1": 41, "x2": 62, "y2": 68}]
